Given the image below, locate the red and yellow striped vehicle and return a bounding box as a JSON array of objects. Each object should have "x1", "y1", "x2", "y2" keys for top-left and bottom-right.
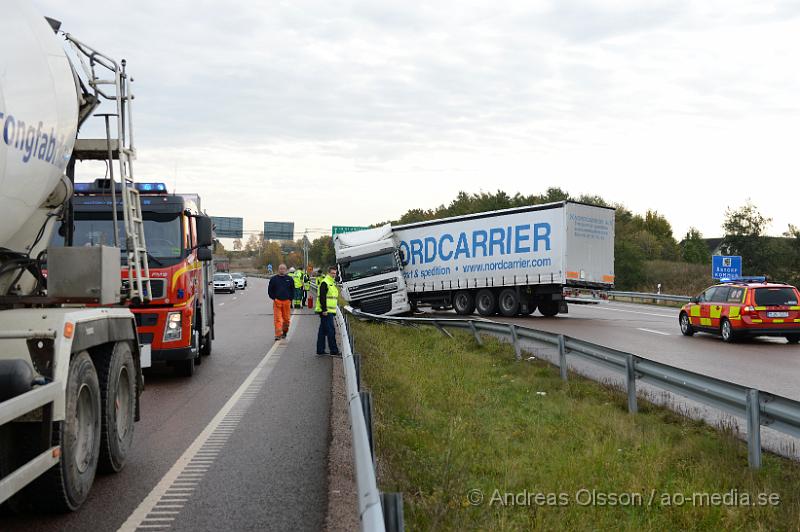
[{"x1": 679, "y1": 280, "x2": 800, "y2": 343}]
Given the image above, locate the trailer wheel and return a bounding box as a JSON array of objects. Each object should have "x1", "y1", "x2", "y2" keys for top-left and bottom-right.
[
  {"x1": 538, "y1": 300, "x2": 559, "y2": 317},
  {"x1": 475, "y1": 289, "x2": 497, "y2": 316},
  {"x1": 94, "y1": 342, "x2": 136, "y2": 474},
  {"x1": 498, "y1": 288, "x2": 520, "y2": 317},
  {"x1": 453, "y1": 290, "x2": 476, "y2": 315},
  {"x1": 39, "y1": 351, "x2": 101, "y2": 512}
]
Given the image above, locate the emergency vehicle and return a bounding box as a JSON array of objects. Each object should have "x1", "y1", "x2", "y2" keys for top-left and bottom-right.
[
  {"x1": 679, "y1": 278, "x2": 800, "y2": 343},
  {"x1": 52, "y1": 180, "x2": 215, "y2": 376}
]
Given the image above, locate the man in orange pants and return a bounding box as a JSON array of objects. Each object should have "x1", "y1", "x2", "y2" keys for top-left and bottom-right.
[{"x1": 267, "y1": 263, "x2": 294, "y2": 340}]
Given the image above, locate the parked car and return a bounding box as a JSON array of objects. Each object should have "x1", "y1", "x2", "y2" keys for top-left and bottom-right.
[
  {"x1": 231, "y1": 272, "x2": 246, "y2": 290},
  {"x1": 214, "y1": 272, "x2": 236, "y2": 294},
  {"x1": 679, "y1": 278, "x2": 800, "y2": 343}
]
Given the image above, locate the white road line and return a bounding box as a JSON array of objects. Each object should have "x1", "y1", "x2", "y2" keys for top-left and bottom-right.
[
  {"x1": 586, "y1": 306, "x2": 675, "y2": 319},
  {"x1": 117, "y1": 319, "x2": 291, "y2": 532},
  {"x1": 637, "y1": 328, "x2": 671, "y2": 336}
]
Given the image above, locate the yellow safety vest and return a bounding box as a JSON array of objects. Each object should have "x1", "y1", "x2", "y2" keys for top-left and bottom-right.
[
  {"x1": 292, "y1": 271, "x2": 303, "y2": 288},
  {"x1": 303, "y1": 273, "x2": 310, "y2": 290},
  {"x1": 314, "y1": 275, "x2": 338, "y2": 314}
]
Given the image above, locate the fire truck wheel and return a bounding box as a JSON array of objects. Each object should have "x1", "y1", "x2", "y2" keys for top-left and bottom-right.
[
  {"x1": 94, "y1": 342, "x2": 136, "y2": 474},
  {"x1": 177, "y1": 357, "x2": 195, "y2": 377},
  {"x1": 475, "y1": 289, "x2": 497, "y2": 316},
  {"x1": 453, "y1": 290, "x2": 476, "y2": 315},
  {"x1": 39, "y1": 351, "x2": 101, "y2": 512},
  {"x1": 201, "y1": 332, "x2": 212, "y2": 356},
  {"x1": 498, "y1": 288, "x2": 520, "y2": 317}
]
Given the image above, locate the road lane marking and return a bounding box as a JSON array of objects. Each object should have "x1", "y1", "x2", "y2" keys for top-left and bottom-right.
[
  {"x1": 119, "y1": 319, "x2": 294, "y2": 531},
  {"x1": 586, "y1": 306, "x2": 675, "y2": 319},
  {"x1": 637, "y1": 328, "x2": 671, "y2": 336}
]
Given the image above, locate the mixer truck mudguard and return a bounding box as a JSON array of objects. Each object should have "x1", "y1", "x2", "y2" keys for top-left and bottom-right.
[
  {"x1": 334, "y1": 201, "x2": 615, "y2": 317},
  {"x1": 0, "y1": 1, "x2": 146, "y2": 511}
]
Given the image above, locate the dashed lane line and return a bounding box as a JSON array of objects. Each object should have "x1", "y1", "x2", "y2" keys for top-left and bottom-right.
[
  {"x1": 637, "y1": 327, "x2": 671, "y2": 336},
  {"x1": 118, "y1": 312, "x2": 301, "y2": 532}
]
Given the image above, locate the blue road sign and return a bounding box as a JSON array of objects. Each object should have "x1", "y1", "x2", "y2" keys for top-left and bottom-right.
[
  {"x1": 267, "y1": 264, "x2": 273, "y2": 273},
  {"x1": 712, "y1": 255, "x2": 742, "y2": 280}
]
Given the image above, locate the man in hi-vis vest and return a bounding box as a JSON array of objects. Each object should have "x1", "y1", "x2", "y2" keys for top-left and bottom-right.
[{"x1": 315, "y1": 265, "x2": 340, "y2": 356}]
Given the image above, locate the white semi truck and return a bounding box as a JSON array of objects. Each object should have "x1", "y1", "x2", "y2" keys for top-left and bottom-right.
[
  {"x1": 334, "y1": 201, "x2": 616, "y2": 317},
  {"x1": 0, "y1": 2, "x2": 146, "y2": 511}
]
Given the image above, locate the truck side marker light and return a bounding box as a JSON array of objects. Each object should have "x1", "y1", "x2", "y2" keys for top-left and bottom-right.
[{"x1": 63, "y1": 322, "x2": 74, "y2": 339}]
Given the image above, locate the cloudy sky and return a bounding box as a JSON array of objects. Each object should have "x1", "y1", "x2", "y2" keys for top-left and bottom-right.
[{"x1": 35, "y1": 0, "x2": 800, "y2": 241}]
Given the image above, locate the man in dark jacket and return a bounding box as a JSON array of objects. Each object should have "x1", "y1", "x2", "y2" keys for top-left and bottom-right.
[{"x1": 268, "y1": 263, "x2": 294, "y2": 340}]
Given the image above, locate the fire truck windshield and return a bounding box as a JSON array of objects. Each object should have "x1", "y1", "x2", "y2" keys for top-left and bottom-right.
[{"x1": 52, "y1": 212, "x2": 184, "y2": 266}]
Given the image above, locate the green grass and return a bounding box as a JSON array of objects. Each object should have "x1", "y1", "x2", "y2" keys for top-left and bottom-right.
[{"x1": 353, "y1": 320, "x2": 800, "y2": 531}]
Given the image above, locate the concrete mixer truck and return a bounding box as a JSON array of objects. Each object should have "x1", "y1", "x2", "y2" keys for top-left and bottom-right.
[{"x1": 0, "y1": 1, "x2": 156, "y2": 512}]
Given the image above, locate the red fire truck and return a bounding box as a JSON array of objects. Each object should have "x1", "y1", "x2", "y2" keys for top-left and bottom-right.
[{"x1": 54, "y1": 180, "x2": 215, "y2": 376}]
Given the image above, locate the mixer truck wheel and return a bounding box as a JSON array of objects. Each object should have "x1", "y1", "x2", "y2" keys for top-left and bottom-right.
[
  {"x1": 498, "y1": 288, "x2": 520, "y2": 317},
  {"x1": 38, "y1": 351, "x2": 101, "y2": 512},
  {"x1": 453, "y1": 290, "x2": 476, "y2": 315},
  {"x1": 476, "y1": 289, "x2": 497, "y2": 316},
  {"x1": 94, "y1": 342, "x2": 136, "y2": 474}
]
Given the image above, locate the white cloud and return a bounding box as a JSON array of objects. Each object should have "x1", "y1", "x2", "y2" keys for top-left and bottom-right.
[{"x1": 33, "y1": 0, "x2": 800, "y2": 240}]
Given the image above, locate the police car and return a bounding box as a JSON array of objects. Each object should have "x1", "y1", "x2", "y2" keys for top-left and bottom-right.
[{"x1": 679, "y1": 277, "x2": 800, "y2": 343}]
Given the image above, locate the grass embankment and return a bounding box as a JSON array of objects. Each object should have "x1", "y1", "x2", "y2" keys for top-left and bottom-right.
[{"x1": 353, "y1": 320, "x2": 800, "y2": 531}]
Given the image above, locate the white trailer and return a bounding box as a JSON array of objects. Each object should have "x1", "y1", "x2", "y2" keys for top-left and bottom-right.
[
  {"x1": 0, "y1": 2, "x2": 146, "y2": 511},
  {"x1": 335, "y1": 201, "x2": 615, "y2": 317}
]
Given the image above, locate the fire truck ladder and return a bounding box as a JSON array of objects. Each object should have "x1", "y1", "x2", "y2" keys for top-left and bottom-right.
[{"x1": 65, "y1": 33, "x2": 152, "y2": 303}]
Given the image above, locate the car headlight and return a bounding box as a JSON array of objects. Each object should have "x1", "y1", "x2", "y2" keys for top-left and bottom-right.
[{"x1": 164, "y1": 311, "x2": 182, "y2": 342}]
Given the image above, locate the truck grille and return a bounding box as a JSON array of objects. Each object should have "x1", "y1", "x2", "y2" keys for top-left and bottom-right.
[
  {"x1": 122, "y1": 279, "x2": 166, "y2": 299},
  {"x1": 360, "y1": 296, "x2": 392, "y2": 315},
  {"x1": 135, "y1": 313, "x2": 159, "y2": 327},
  {"x1": 348, "y1": 279, "x2": 398, "y2": 301}
]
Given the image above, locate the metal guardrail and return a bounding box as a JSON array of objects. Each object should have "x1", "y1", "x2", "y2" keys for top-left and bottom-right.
[
  {"x1": 344, "y1": 307, "x2": 800, "y2": 469},
  {"x1": 336, "y1": 309, "x2": 389, "y2": 532},
  {"x1": 608, "y1": 290, "x2": 691, "y2": 303}
]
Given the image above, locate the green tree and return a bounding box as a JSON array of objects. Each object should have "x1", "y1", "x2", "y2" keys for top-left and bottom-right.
[
  {"x1": 681, "y1": 228, "x2": 710, "y2": 264},
  {"x1": 721, "y1": 201, "x2": 772, "y2": 276}
]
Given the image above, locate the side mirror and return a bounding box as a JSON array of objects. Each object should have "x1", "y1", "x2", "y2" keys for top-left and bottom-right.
[
  {"x1": 690, "y1": 296, "x2": 700, "y2": 304},
  {"x1": 195, "y1": 216, "x2": 214, "y2": 248},
  {"x1": 197, "y1": 247, "x2": 213, "y2": 262},
  {"x1": 398, "y1": 249, "x2": 408, "y2": 267}
]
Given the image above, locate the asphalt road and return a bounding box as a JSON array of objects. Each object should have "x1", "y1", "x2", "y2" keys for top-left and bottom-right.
[
  {"x1": 2, "y1": 278, "x2": 331, "y2": 532},
  {"x1": 429, "y1": 300, "x2": 800, "y2": 400}
]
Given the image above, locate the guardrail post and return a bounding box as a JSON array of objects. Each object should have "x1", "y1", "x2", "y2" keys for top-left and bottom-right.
[
  {"x1": 509, "y1": 324, "x2": 521, "y2": 361},
  {"x1": 433, "y1": 320, "x2": 453, "y2": 339},
  {"x1": 625, "y1": 355, "x2": 638, "y2": 414},
  {"x1": 558, "y1": 335, "x2": 567, "y2": 381},
  {"x1": 353, "y1": 353, "x2": 362, "y2": 391},
  {"x1": 468, "y1": 321, "x2": 483, "y2": 346},
  {"x1": 381, "y1": 492, "x2": 405, "y2": 532},
  {"x1": 360, "y1": 390, "x2": 375, "y2": 461},
  {"x1": 746, "y1": 389, "x2": 762, "y2": 469}
]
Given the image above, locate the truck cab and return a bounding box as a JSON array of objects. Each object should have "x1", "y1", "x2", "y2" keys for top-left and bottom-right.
[
  {"x1": 334, "y1": 227, "x2": 411, "y2": 315},
  {"x1": 51, "y1": 180, "x2": 215, "y2": 376}
]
